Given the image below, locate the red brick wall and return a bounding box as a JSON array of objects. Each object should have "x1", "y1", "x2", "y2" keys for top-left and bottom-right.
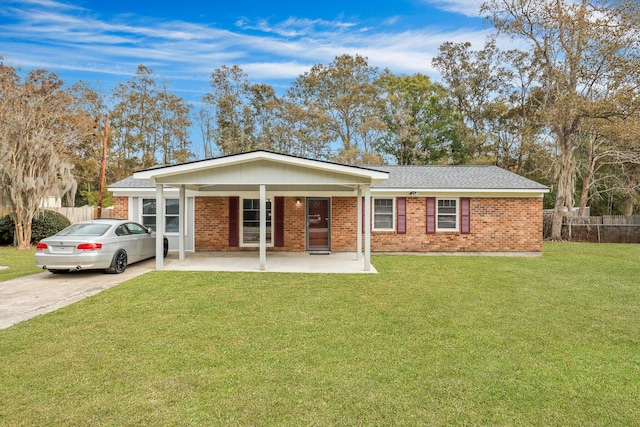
[
  {"x1": 331, "y1": 197, "x2": 358, "y2": 252},
  {"x1": 191, "y1": 195, "x2": 543, "y2": 253},
  {"x1": 367, "y1": 197, "x2": 543, "y2": 253},
  {"x1": 277, "y1": 197, "x2": 306, "y2": 252},
  {"x1": 194, "y1": 196, "x2": 307, "y2": 252},
  {"x1": 113, "y1": 196, "x2": 128, "y2": 220}
]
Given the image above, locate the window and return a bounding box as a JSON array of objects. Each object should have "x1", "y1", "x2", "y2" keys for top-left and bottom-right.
[
  {"x1": 242, "y1": 198, "x2": 272, "y2": 245},
  {"x1": 142, "y1": 198, "x2": 180, "y2": 233},
  {"x1": 373, "y1": 198, "x2": 394, "y2": 230},
  {"x1": 437, "y1": 199, "x2": 458, "y2": 231},
  {"x1": 126, "y1": 222, "x2": 148, "y2": 235}
]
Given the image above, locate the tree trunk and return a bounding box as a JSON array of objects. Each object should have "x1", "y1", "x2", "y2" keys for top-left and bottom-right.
[
  {"x1": 578, "y1": 132, "x2": 597, "y2": 217},
  {"x1": 578, "y1": 163, "x2": 594, "y2": 217},
  {"x1": 551, "y1": 133, "x2": 575, "y2": 240},
  {"x1": 551, "y1": 194, "x2": 565, "y2": 241},
  {"x1": 13, "y1": 212, "x2": 33, "y2": 251},
  {"x1": 623, "y1": 195, "x2": 635, "y2": 217}
]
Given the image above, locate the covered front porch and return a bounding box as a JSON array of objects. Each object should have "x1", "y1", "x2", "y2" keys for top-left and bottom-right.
[
  {"x1": 133, "y1": 151, "x2": 389, "y2": 272},
  {"x1": 162, "y1": 251, "x2": 377, "y2": 273}
]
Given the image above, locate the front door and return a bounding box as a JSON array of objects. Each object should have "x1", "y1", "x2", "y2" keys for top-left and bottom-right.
[{"x1": 306, "y1": 198, "x2": 330, "y2": 251}]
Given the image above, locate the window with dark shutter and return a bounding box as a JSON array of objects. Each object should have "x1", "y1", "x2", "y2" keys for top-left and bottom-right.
[
  {"x1": 274, "y1": 196, "x2": 285, "y2": 247},
  {"x1": 229, "y1": 196, "x2": 239, "y2": 247},
  {"x1": 397, "y1": 197, "x2": 406, "y2": 234},
  {"x1": 460, "y1": 197, "x2": 471, "y2": 234},
  {"x1": 426, "y1": 197, "x2": 436, "y2": 234}
]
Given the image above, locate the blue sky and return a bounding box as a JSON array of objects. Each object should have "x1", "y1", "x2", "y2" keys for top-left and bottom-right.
[{"x1": 1, "y1": 0, "x2": 489, "y2": 157}]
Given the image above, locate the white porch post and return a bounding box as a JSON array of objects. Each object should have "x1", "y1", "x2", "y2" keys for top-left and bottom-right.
[
  {"x1": 364, "y1": 184, "x2": 371, "y2": 272},
  {"x1": 178, "y1": 185, "x2": 186, "y2": 261},
  {"x1": 155, "y1": 184, "x2": 165, "y2": 270},
  {"x1": 356, "y1": 185, "x2": 362, "y2": 261},
  {"x1": 259, "y1": 184, "x2": 267, "y2": 271}
]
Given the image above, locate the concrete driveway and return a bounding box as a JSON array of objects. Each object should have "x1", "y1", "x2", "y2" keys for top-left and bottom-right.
[{"x1": 0, "y1": 259, "x2": 154, "y2": 329}]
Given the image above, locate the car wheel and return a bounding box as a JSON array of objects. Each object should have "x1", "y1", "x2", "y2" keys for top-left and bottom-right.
[
  {"x1": 163, "y1": 238, "x2": 168, "y2": 258},
  {"x1": 106, "y1": 249, "x2": 128, "y2": 274},
  {"x1": 49, "y1": 269, "x2": 70, "y2": 274}
]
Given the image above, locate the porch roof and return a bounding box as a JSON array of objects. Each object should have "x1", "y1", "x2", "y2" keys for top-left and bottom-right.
[{"x1": 130, "y1": 150, "x2": 389, "y2": 192}]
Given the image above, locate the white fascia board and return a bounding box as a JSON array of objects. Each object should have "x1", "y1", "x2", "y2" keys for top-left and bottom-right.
[
  {"x1": 371, "y1": 188, "x2": 549, "y2": 198},
  {"x1": 133, "y1": 151, "x2": 389, "y2": 182}
]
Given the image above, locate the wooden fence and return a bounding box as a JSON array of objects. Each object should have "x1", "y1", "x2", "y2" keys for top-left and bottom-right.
[{"x1": 544, "y1": 214, "x2": 640, "y2": 243}]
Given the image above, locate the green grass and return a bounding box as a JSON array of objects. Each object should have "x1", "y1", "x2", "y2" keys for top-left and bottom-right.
[
  {"x1": 1, "y1": 243, "x2": 639, "y2": 425},
  {"x1": 0, "y1": 246, "x2": 41, "y2": 281}
]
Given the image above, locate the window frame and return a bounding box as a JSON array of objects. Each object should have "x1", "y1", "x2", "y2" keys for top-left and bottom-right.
[
  {"x1": 240, "y1": 197, "x2": 274, "y2": 247},
  {"x1": 372, "y1": 197, "x2": 395, "y2": 231},
  {"x1": 436, "y1": 198, "x2": 459, "y2": 232},
  {"x1": 141, "y1": 198, "x2": 184, "y2": 235}
]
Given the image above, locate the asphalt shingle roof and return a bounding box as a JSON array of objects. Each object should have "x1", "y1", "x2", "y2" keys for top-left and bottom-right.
[
  {"x1": 109, "y1": 177, "x2": 155, "y2": 189},
  {"x1": 109, "y1": 165, "x2": 548, "y2": 191},
  {"x1": 371, "y1": 165, "x2": 548, "y2": 190}
]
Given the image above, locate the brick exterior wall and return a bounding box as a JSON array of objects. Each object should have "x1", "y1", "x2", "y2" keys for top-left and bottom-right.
[
  {"x1": 115, "y1": 195, "x2": 543, "y2": 253},
  {"x1": 367, "y1": 197, "x2": 543, "y2": 253},
  {"x1": 113, "y1": 196, "x2": 128, "y2": 220},
  {"x1": 194, "y1": 196, "x2": 307, "y2": 252}
]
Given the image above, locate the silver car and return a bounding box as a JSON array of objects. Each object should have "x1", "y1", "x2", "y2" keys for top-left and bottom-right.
[{"x1": 35, "y1": 219, "x2": 168, "y2": 274}]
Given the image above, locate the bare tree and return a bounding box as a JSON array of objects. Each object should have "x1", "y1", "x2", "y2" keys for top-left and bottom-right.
[
  {"x1": 0, "y1": 63, "x2": 78, "y2": 249},
  {"x1": 483, "y1": 0, "x2": 640, "y2": 239},
  {"x1": 195, "y1": 108, "x2": 217, "y2": 158}
]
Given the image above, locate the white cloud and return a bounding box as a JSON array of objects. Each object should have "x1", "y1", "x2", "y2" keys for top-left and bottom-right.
[
  {"x1": 421, "y1": 0, "x2": 485, "y2": 18},
  {"x1": 0, "y1": 0, "x2": 490, "y2": 93}
]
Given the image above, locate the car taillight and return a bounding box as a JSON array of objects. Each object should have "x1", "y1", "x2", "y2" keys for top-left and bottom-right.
[
  {"x1": 36, "y1": 243, "x2": 48, "y2": 250},
  {"x1": 77, "y1": 243, "x2": 102, "y2": 251}
]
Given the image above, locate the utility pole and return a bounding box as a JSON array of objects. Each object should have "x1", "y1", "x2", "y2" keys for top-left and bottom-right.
[{"x1": 97, "y1": 115, "x2": 109, "y2": 218}]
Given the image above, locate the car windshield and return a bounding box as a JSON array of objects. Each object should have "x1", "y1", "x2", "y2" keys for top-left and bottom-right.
[{"x1": 56, "y1": 223, "x2": 112, "y2": 236}]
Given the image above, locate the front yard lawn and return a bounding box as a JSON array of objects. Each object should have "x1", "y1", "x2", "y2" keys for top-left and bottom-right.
[
  {"x1": 0, "y1": 246, "x2": 40, "y2": 281},
  {"x1": 1, "y1": 243, "x2": 639, "y2": 425}
]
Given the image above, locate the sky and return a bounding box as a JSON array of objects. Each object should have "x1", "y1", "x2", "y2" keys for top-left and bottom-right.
[{"x1": 0, "y1": 0, "x2": 490, "y2": 158}]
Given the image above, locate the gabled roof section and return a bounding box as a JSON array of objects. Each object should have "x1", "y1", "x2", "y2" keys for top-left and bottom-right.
[
  {"x1": 132, "y1": 150, "x2": 389, "y2": 185},
  {"x1": 372, "y1": 165, "x2": 549, "y2": 191},
  {"x1": 109, "y1": 176, "x2": 155, "y2": 189}
]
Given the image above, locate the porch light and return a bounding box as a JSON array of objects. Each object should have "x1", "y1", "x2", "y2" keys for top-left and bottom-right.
[{"x1": 296, "y1": 198, "x2": 301, "y2": 206}]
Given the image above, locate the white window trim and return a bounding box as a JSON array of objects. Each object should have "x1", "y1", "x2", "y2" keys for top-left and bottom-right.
[
  {"x1": 240, "y1": 197, "x2": 274, "y2": 248},
  {"x1": 372, "y1": 197, "x2": 395, "y2": 231},
  {"x1": 436, "y1": 197, "x2": 459, "y2": 232},
  {"x1": 140, "y1": 197, "x2": 187, "y2": 236}
]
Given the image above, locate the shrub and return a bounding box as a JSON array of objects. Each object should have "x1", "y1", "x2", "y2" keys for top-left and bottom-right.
[
  {"x1": 0, "y1": 215, "x2": 14, "y2": 245},
  {"x1": 31, "y1": 210, "x2": 71, "y2": 242},
  {"x1": 0, "y1": 210, "x2": 71, "y2": 245}
]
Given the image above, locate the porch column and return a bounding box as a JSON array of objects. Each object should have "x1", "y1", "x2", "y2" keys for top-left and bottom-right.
[
  {"x1": 155, "y1": 184, "x2": 165, "y2": 270},
  {"x1": 259, "y1": 184, "x2": 267, "y2": 271},
  {"x1": 356, "y1": 185, "x2": 362, "y2": 261},
  {"x1": 178, "y1": 185, "x2": 185, "y2": 261},
  {"x1": 364, "y1": 184, "x2": 371, "y2": 272}
]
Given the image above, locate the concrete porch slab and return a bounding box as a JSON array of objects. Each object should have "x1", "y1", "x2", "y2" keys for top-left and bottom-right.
[{"x1": 162, "y1": 252, "x2": 377, "y2": 274}]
